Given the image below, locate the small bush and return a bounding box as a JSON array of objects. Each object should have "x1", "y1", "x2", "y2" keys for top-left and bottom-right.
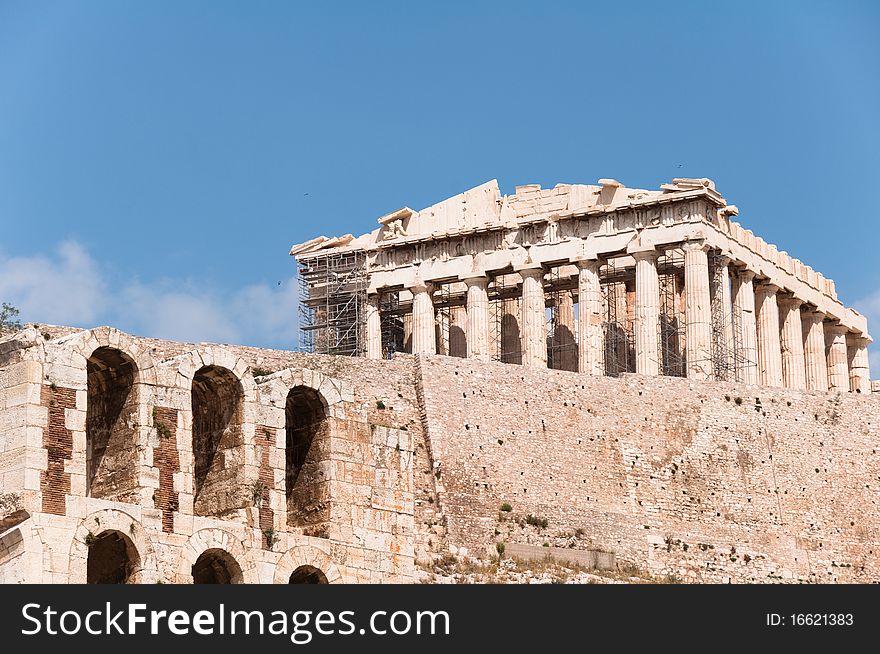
[
  {"x1": 251, "y1": 366, "x2": 273, "y2": 378},
  {"x1": 251, "y1": 480, "x2": 267, "y2": 506},
  {"x1": 526, "y1": 514, "x2": 549, "y2": 529},
  {"x1": 496, "y1": 542, "x2": 506, "y2": 556},
  {"x1": 84, "y1": 532, "x2": 97, "y2": 547},
  {"x1": 500, "y1": 502, "x2": 513, "y2": 512}
]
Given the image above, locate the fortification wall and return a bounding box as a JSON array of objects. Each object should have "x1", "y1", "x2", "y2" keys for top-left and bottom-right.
[{"x1": 417, "y1": 355, "x2": 880, "y2": 583}]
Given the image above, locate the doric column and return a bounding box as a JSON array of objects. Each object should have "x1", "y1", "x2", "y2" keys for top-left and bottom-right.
[
  {"x1": 464, "y1": 275, "x2": 490, "y2": 361},
  {"x1": 366, "y1": 293, "x2": 382, "y2": 359},
  {"x1": 683, "y1": 241, "x2": 712, "y2": 380},
  {"x1": 410, "y1": 282, "x2": 436, "y2": 355},
  {"x1": 449, "y1": 305, "x2": 468, "y2": 358},
  {"x1": 778, "y1": 296, "x2": 806, "y2": 390},
  {"x1": 716, "y1": 256, "x2": 736, "y2": 375},
  {"x1": 633, "y1": 250, "x2": 660, "y2": 376},
  {"x1": 517, "y1": 265, "x2": 547, "y2": 368},
  {"x1": 554, "y1": 290, "x2": 577, "y2": 371},
  {"x1": 847, "y1": 335, "x2": 871, "y2": 394},
  {"x1": 802, "y1": 309, "x2": 828, "y2": 391},
  {"x1": 731, "y1": 269, "x2": 759, "y2": 385},
  {"x1": 755, "y1": 282, "x2": 783, "y2": 387},
  {"x1": 825, "y1": 324, "x2": 849, "y2": 392},
  {"x1": 577, "y1": 260, "x2": 603, "y2": 375}
]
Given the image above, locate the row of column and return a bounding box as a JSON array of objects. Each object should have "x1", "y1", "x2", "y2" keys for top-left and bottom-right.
[{"x1": 364, "y1": 242, "x2": 871, "y2": 394}]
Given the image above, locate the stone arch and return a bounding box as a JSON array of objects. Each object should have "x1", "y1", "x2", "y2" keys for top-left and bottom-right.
[
  {"x1": 69, "y1": 508, "x2": 158, "y2": 584},
  {"x1": 176, "y1": 528, "x2": 257, "y2": 584},
  {"x1": 285, "y1": 385, "x2": 330, "y2": 527},
  {"x1": 191, "y1": 364, "x2": 247, "y2": 516},
  {"x1": 50, "y1": 328, "x2": 158, "y2": 502},
  {"x1": 167, "y1": 349, "x2": 258, "y2": 519},
  {"x1": 288, "y1": 565, "x2": 328, "y2": 584},
  {"x1": 273, "y1": 543, "x2": 342, "y2": 584},
  {"x1": 192, "y1": 548, "x2": 244, "y2": 584},
  {"x1": 60, "y1": 326, "x2": 158, "y2": 387},
  {"x1": 86, "y1": 347, "x2": 139, "y2": 501}
]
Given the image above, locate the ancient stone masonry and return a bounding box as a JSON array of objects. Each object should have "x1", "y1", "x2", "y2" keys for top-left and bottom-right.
[
  {"x1": 1, "y1": 323, "x2": 879, "y2": 584},
  {"x1": 0, "y1": 325, "x2": 417, "y2": 584},
  {"x1": 293, "y1": 177, "x2": 871, "y2": 393}
]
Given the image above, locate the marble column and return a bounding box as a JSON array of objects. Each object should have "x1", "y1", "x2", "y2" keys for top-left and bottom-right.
[
  {"x1": 683, "y1": 241, "x2": 712, "y2": 380},
  {"x1": 449, "y1": 305, "x2": 468, "y2": 358},
  {"x1": 633, "y1": 250, "x2": 660, "y2": 376},
  {"x1": 847, "y1": 335, "x2": 872, "y2": 394},
  {"x1": 825, "y1": 324, "x2": 849, "y2": 392},
  {"x1": 410, "y1": 282, "x2": 436, "y2": 355},
  {"x1": 554, "y1": 290, "x2": 577, "y2": 371},
  {"x1": 577, "y1": 260, "x2": 603, "y2": 376},
  {"x1": 755, "y1": 282, "x2": 783, "y2": 387},
  {"x1": 778, "y1": 296, "x2": 806, "y2": 390},
  {"x1": 518, "y1": 266, "x2": 547, "y2": 368},
  {"x1": 731, "y1": 269, "x2": 759, "y2": 385},
  {"x1": 802, "y1": 309, "x2": 828, "y2": 392},
  {"x1": 464, "y1": 275, "x2": 490, "y2": 361},
  {"x1": 366, "y1": 293, "x2": 382, "y2": 359},
  {"x1": 716, "y1": 256, "x2": 736, "y2": 375}
]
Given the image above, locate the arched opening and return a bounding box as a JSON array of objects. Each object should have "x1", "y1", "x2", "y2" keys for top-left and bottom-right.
[
  {"x1": 87, "y1": 530, "x2": 140, "y2": 584},
  {"x1": 86, "y1": 347, "x2": 138, "y2": 501},
  {"x1": 191, "y1": 548, "x2": 243, "y2": 584},
  {"x1": 285, "y1": 386, "x2": 329, "y2": 527},
  {"x1": 191, "y1": 366, "x2": 245, "y2": 517},
  {"x1": 289, "y1": 565, "x2": 328, "y2": 584}
]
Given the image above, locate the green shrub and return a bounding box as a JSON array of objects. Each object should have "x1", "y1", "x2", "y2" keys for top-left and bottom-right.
[
  {"x1": 496, "y1": 542, "x2": 506, "y2": 556},
  {"x1": 500, "y1": 502, "x2": 513, "y2": 512},
  {"x1": 526, "y1": 514, "x2": 549, "y2": 529}
]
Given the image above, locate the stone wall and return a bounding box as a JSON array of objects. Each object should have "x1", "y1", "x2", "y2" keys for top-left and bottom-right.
[
  {"x1": 417, "y1": 355, "x2": 880, "y2": 583},
  {"x1": 3, "y1": 324, "x2": 879, "y2": 584},
  {"x1": 0, "y1": 326, "x2": 420, "y2": 584}
]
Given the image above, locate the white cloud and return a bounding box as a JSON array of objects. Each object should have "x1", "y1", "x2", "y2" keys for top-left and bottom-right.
[
  {"x1": 0, "y1": 241, "x2": 300, "y2": 350},
  {"x1": 0, "y1": 241, "x2": 106, "y2": 326}
]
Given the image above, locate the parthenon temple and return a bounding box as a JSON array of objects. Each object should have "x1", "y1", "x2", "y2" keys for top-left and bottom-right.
[{"x1": 292, "y1": 178, "x2": 872, "y2": 394}]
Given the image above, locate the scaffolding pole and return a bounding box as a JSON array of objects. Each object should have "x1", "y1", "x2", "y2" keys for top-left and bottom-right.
[
  {"x1": 297, "y1": 250, "x2": 368, "y2": 356},
  {"x1": 600, "y1": 258, "x2": 635, "y2": 377}
]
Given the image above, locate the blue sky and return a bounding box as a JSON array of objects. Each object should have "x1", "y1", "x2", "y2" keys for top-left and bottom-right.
[{"x1": 1, "y1": 1, "x2": 878, "y2": 366}]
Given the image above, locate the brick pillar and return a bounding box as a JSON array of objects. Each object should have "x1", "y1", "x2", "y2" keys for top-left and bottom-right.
[
  {"x1": 683, "y1": 241, "x2": 712, "y2": 380},
  {"x1": 755, "y1": 282, "x2": 783, "y2": 387},
  {"x1": 633, "y1": 250, "x2": 660, "y2": 376},
  {"x1": 464, "y1": 275, "x2": 490, "y2": 361},
  {"x1": 778, "y1": 296, "x2": 806, "y2": 390},
  {"x1": 732, "y1": 268, "x2": 759, "y2": 385},
  {"x1": 366, "y1": 293, "x2": 382, "y2": 359},
  {"x1": 555, "y1": 290, "x2": 577, "y2": 371},
  {"x1": 577, "y1": 260, "x2": 603, "y2": 375},
  {"x1": 410, "y1": 282, "x2": 436, "y2": 355},
  {"x1": 825, "y1": 324, "x2": 849, "y2": 392},
  {"x1": 517, "y1": 265, "x2": 547, "y2": 368},
  {"x1": 802, "y1": 309, "x2": 828, "y2": 392},
  {"x1": 847, "y1": 335, "x2": 871, "y2": 394}
]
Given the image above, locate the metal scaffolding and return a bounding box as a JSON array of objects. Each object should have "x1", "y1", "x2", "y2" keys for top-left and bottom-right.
[
  {"x1": 488, "y1": 272, "x2": 522, "y2": 364},
  {"x1": 546, "y1": 267, "x2": 578, "y2": 372},
  {"x1": 600, "y1": 259, "x2": 635, "y2": 377},
  {"x1": 379, "y1": 291, "x2": 406, "y2": 358},
  {"x1": 658, "y1": 251, "x2": 686, "y2": 377},
  {"x1": 297, "y1": 250, "x2": 367, "y2": 356}
]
